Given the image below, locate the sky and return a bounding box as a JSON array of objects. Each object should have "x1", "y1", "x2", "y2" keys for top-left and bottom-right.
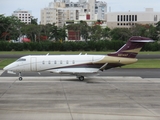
[{"x1": 1, "y1": 0, "x2": 160, "y2": 23}]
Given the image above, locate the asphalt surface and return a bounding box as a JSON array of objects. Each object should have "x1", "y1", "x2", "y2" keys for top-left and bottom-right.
[
  {"x1": 0, "y1": 54, "x2": 160, "y2": 59},
  {"x1": 1, "y1": 68, "x2": 160, "y2": 78},
  {"x1": 0, "y1": 76, "x2": 160, "y2": 120}
]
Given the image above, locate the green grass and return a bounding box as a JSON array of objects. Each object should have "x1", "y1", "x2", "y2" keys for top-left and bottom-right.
[
  {"x1": 122, "y1": 59, "x2": 160, "y2": 68},
  {"x1": 0, "y1": 51, "x2": 160, "y2": 55},
  {"x1": 0, "y1": 58, "x2": 159, "y2": 69},
  {"x1": 0, "y1": 59, "x2": 16, "y2": 69}
]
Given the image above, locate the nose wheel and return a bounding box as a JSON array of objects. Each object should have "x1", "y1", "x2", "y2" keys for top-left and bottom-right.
[{"x1": 19, "y1": 72, "x2": 23, "y2": 81}]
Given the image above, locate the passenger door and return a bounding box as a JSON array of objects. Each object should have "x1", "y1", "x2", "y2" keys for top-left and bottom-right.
[{"x1": 30, "y1": 57, "x2": 37, "y2": 71}]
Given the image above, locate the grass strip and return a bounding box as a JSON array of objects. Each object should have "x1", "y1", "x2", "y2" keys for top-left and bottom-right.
[
  {"x1": 0, "y1": 51, "x2": 160, "y2": 55},
  {"x1": 122, "y1": 59, "x2": 160, "y2": 68}
]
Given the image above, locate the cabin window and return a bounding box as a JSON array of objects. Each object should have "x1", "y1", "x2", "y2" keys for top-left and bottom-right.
[
  {"x1": 48, "y1": 61, "x2": 51, "y2": 64},
  {"x1": 42, "y1": 61, "x2": 45, "y2": 64},
  {"x1": 54, "y1": 60, "x2": 56, "y2": 64},
  {"x1": 73, "y1": 60, "x2": 75, "y2": 64},
  {"x1": 60, "y1": 60, "x2": 62, "y2": 64},
  {"x1": 66, "y1": 60, "x2": 69, "y2": 64}
]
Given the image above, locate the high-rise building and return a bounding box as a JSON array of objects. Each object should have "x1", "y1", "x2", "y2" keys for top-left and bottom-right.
[
  {"x1": 41, "y1": 0, "x2": 107, "y2": 26},
  {"x1": 95, "y1": 1, "x2": 107, "y2": 20},
  {"x1": 12, "y1": 9, "x2": 31, "y2": 24},
  {"x1": 41, "y1": 1, "x2": 80, "y2": 27}
]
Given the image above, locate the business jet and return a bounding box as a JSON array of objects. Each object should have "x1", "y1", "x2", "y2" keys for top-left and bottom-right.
[{"x1": 3, "y1": 36, "x2": 154, "y2": 81}]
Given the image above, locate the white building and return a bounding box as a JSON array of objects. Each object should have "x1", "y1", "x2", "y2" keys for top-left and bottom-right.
[
  {"x1": 95, "y1": 1, "x2": 107, "y2": 20},
  {"x1": 41, "y1": 1, "x2": 80, "y2": 27},
  {"x1": 88, "y1": 0, "x2": 95, "y2": 20},
  {"x1": 12, "y1": 9, "x2": 31, "y2": 24},
  {"x1": 41, "y1": 0, "x2": 107, "y2": 26},
  {"x1": 106, "y1": 8, "x2": 160, "y2": 29}
]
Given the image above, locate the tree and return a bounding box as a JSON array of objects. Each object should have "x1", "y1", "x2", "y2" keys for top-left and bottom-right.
[
  {"x1": 130, "y1": 24, "x2": 158, "y2": 40},
  {"x1": 101, "y1": 27, "x2": 111, "y2": 40},
  {"x1": 110, "y1": 28, "x2": 131, "y2": 41},
  {"x1": 67, "y1": 23, "x2": 81, "y2": 40},
  {"x1": 0, "y1": 15, "x2": 24, "y2": 40},
  {"x1": 155, "y1": 21, "x2": 160, "y2": 40},
  {"x1": 90, "y1": 25, "x2": 102, "y2": 41},
  {"x1": 79, "y1": 21, "x2": 90, "y2": 41}
]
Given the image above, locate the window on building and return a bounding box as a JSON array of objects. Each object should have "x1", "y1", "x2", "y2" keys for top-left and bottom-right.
[
  {"x1": 124, "y1": 15, "x2": 125, "y2": 21},
  {"x1": 132, "y1": 15, "x2": 134, "y2": 21},
  {"x1": 117, "y1": 15, "x2": 119, "y2": 21},
  {"x1": 154, "y1": 15, "x2": 157, "y2": 21},
  {"x1": 121, "y1": 15, "x2": 123, "y2": 21},
  {"x1": 129, "y1": 15, "x2": 131, "y2": 21},
  {"x1": 126, "y1": 15, "x2": 128, "y2": 21},
  {"x1": 135, "y1": 15, "x2": 137, "y2": 21}
]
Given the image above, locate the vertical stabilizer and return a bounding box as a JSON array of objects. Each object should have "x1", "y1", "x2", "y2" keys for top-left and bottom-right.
[{"x1": 108, "y1": 36, "x2": 154, "y2": 58}]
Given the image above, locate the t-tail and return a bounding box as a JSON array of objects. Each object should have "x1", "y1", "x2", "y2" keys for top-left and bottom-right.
[{"x1": 108, "y1": 36, "x2": 154, "y2": 58}]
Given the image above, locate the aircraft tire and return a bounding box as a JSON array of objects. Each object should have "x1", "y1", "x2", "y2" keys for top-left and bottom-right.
[
  {"x1": 79, "y1": 76, "x2": 84, "y2": 81},
  {"x1": 19, "y1": 77, "x2": 23, "y2": 81}
]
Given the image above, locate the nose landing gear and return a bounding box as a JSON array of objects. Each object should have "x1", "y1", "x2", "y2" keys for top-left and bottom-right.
[{"x1": 19, "y1": 72, "x2": 23, "y2": 81}]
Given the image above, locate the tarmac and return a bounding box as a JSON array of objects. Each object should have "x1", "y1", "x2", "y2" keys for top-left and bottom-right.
[{"x1": 0, "y1": 75, "x2": 160, "y2": 120}]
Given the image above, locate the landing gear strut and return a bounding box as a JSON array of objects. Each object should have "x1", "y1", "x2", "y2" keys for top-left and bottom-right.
[
  {"x1": 78, "y1": 76, "x2": 84, "y2": 81},
  {"x1": 19, "y1": 72, "x2": 23, "y2": 81}
]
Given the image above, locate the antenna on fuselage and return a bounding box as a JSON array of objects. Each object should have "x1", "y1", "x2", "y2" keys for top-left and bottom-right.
[
  {"x1": 46, "y1": 53, "x2": 49, "y2": 56},
  {"x1": 79, "y1": 52, "x2": 82, "y2": 55}
]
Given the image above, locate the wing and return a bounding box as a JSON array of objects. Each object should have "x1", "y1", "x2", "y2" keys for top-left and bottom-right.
[{"x1": 47, "y1": 68, "x2": 99, "y2": 76}]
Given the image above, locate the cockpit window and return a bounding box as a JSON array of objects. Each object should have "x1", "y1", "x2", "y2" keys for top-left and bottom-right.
[{"x1": 16, "y1": 58, "x2": 26, "y2": 62}]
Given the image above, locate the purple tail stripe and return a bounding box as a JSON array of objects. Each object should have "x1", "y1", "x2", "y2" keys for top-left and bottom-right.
[{"x1": 108, "y1": 36, "x2": 154, "y2": 58}]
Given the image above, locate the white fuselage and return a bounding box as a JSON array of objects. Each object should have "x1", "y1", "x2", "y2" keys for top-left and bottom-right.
[
  {"x1": 3, "y1": 54, "x2": 137, "y2": 76},
  {"x1": 4, "y1": 55, "x2": 103, "y2": 73}
]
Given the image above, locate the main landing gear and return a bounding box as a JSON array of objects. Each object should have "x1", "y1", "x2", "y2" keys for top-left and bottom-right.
[
  {"x1": 78, "y1": 76, "x2": 84, "y2": 81},
  {"x1": 19, "y1": 72, "x2": 23, "y2": 81}
]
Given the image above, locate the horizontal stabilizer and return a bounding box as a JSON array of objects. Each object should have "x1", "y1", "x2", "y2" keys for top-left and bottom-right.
[{"x1": 130, "y1": 40, "x2": 154, "y2": 42}]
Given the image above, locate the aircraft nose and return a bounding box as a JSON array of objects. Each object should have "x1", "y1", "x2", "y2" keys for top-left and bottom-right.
[
  {"x1": 3, "y1": 66, "x2": 8, "y2": 71},
  {"x1": 3, "y1": 64, "x2": 12, "y2": 71}
]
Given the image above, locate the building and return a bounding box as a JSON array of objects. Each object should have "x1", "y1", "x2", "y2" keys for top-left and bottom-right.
[
  {"x1": 88, "y1": 0, "x2": 95, "y2": 20},
  {"x1": 95, "y1": 1, "x2": 107, "y2": 20},
  {"x1": 106, "y1": 8, "x2": 160, "y2": 29},
  {"x1": 41, "y1": 0, "x2": 107, "y2": 26},
  {"x1": 12, "y1": 9, "x2": 31, "y2": 24},
  {"x1": 41, "y1": 1, "x2": 80, "y2": 27}
]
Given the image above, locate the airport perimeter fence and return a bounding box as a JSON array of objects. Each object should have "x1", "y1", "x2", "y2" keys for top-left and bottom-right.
[{"x1": 0, "y1": 40, "x2": 159, "y2": 51}]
